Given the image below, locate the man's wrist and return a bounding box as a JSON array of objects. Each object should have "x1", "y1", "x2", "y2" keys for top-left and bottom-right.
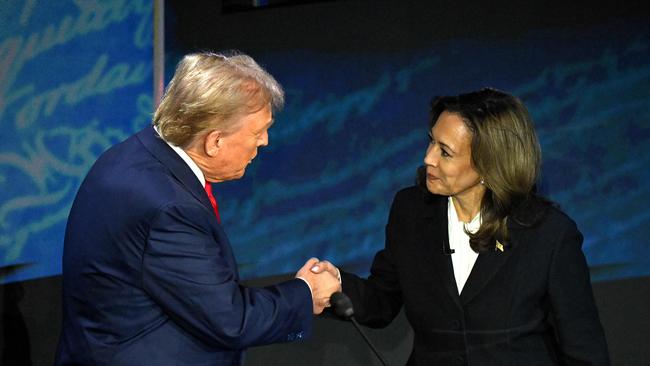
[{"x1": 295, "y1": 276, "x2": 313, "y2": 296}]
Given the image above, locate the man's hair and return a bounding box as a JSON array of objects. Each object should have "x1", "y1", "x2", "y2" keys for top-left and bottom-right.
[{"x1": 153, "y1": 51, "x2": 284, "y2": 148}]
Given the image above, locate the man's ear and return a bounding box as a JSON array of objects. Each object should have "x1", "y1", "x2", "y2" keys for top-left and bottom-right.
[{"x1": 204, "y1": 130, "x2": 223, "y2": 157}]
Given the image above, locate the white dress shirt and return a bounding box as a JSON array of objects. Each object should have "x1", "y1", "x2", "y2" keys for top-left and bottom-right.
[
  {"x1": 447, "y1": 196, "x2": 481, "y2": 294},
  {"x1": 153, "y1": 125, "x2": 205, "y2": 185}
]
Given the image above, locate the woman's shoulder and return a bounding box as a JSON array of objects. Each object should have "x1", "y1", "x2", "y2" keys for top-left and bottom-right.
[
  {"x1": 510, "y1": 196, "x2": 578, "y2": 233},
  {"x1": 393, "y1": 185, "x2": 445, "y2": 206},
  {"x1": 389, "y1": 186, "x2": 447, "y2": 222},
  {"x1": 394, "y1": 185, "x2": 425, "y2": 200},
  {"x1": 541, "y1": 203, "x2": 579, "y2": 232}
]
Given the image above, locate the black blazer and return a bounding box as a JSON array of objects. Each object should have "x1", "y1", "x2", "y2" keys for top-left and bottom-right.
[{"x1": 341, "y1": 186, "x2": 609, "y2": 366}]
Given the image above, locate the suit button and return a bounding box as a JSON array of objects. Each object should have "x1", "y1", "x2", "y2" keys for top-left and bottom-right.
[
  {"x1": 451, "y1": 320, "x2": 460, "y2": 330},
  {"x1": 455, "y1": 355, "x2": 465, "y2": 364}
]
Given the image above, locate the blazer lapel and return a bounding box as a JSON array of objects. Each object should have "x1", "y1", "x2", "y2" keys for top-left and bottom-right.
[
  {"x1": 417, "y1": 196, "x2": 462, "y2": 307},
  {"x1": 136, "y1": 125, "x2": 214, "y2": 215},
  {"x1": 459, "y1": 236, "x2": 516, "y2": 305}
]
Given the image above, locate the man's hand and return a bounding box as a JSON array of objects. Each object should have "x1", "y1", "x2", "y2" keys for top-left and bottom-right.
[
  {"x1": 309, "y1": 260, "x2": 340, "y2": 280},
  {"x1": 296, "y1": 258, "x2": 342, "y2": 314}
]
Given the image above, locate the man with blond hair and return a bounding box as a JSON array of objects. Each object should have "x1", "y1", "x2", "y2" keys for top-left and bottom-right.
[{"x1": 55, "y1": 51, "x2": 340, "y2": 365}]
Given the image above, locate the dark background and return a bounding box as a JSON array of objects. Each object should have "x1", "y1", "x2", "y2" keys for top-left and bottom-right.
[{"x1": 2, "y1": 274, "x2": 649, "y2": 365}]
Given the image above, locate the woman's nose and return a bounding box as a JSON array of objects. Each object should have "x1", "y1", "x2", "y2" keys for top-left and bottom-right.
[{"x1": 424, "y1": 144, "x2": 438, "y2": 167}]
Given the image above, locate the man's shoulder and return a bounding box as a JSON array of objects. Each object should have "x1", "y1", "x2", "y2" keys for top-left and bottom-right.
[{"x1": 92, "y1": 129, "x2": 146, "y2": 164}]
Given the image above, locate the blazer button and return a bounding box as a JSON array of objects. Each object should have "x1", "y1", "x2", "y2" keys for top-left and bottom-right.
[
  {"x1": 451, "y1": 320, "x2": 460, "y2": 330},
  {"x1": 455, "y1": 355, "x2": 465, "y2": 365}
]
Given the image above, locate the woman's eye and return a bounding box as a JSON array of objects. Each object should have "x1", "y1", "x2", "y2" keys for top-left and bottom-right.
[{"x1": 441, "y1": 149, "x2": 450, "y2": 157}]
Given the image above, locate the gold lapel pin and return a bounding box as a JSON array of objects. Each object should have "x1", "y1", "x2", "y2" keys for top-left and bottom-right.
[{"x1": 495, "y1": 240, "x2": 504, "y2": 252}]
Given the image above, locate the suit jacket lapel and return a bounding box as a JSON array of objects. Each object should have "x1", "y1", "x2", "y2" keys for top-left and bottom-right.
[
  {"x1": 459, "y1": 231, "x2": 517, "y2": 305},
  {"x1": 417, "y1": 196, "x2": 462, "y2": 307},
  {"x1": 136, "y1": 125, "x2": 214, "y2": 215}
]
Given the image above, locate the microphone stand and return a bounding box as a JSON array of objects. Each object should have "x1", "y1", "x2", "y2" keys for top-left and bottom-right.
[
  {"x1": 350, "y1": 316, "x2": 390, "y2": 366},
  {"x1": 330, "y1": 292, "x2": 390, "y2": 366}
]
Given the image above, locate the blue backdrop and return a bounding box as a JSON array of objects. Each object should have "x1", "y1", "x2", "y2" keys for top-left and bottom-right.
[
  {"x1": 202, "y1": 19, "x2": 650, "y2": 282},
  {"x1": 1, "y1": 1, "x2": 648, "y2": 284},
  {"x1": 0, "y1": 0, "x2": 152, "y2": 283}
]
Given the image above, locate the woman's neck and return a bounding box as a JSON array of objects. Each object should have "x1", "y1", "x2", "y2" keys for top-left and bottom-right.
[{"x1": 451, "y1": 189, "x2": 484, "y2": 223}]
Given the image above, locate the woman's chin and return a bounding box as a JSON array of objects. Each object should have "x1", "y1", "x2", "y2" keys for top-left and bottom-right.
[{"x1": 426, "y1": 182, "x2": 445, "y2": 196}]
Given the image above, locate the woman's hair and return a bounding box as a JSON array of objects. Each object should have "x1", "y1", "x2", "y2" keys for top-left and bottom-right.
[
  {"x1": 418, "y1": 87, "x2": 546, "y2": 252},
  {"x1": 153, "y1": 51, "x2": 284, "y2": 148}
]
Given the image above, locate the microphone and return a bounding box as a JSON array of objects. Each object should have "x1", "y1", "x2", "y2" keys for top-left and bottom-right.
[
  {"x1": 330, "y1": 291, "x2": 354, "y2": 318},
  {"x1": 442, "y1": 238, "x2": 455, "y2": 255},
  {"x1": 330, "y1": 292, "x2": 390, "y2": 366}
]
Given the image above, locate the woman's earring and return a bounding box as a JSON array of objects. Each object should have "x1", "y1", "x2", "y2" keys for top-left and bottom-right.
[{"x1": 480, "y1": 178, "x2": 485, "y2": 185}]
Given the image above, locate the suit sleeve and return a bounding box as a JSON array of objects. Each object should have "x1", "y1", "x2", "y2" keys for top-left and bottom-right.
[
  {"x1": 548, "y1": 219, "x2": 610, "y2": 365},
  {"x1": 141, "y1": 202, "x2": 313, "y2": 349},
  {"x1": 341, "y1": 194, "x2": 404, "y2": 328}
]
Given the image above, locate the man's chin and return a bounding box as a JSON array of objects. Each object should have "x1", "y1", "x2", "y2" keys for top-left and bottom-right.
[
  {"x1": 226, "y1": 169, "x2": 246, "y2": 181},
  {"x1": 210, "y1": 167, "x2": 247, "y2": 183}
]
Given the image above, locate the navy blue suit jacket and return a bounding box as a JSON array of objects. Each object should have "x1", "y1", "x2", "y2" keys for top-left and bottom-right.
[{"x1": 55, "y1": 126, "x2": 312, "y2": 365}]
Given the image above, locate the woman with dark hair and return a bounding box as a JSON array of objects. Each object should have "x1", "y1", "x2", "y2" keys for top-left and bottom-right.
[{"x1": 313, "y1": 88, "x2": 610, "y2": 365}]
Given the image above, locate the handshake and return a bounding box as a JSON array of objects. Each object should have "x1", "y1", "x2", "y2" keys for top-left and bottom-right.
[{"x1": 296, "y1": 258, "x2": 342, "y2": 314}]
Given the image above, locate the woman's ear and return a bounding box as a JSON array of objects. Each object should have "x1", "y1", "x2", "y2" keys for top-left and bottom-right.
[{"x1": 204, "y1": 130, "x2": 222, "y2": 157}]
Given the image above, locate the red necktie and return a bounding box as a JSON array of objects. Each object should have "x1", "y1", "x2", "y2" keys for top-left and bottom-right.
[{"x1": 204, "y1": 182, "x2": 221, "y2": 223}]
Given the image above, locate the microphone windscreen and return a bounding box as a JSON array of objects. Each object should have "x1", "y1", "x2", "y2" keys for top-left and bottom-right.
[{"x1": 330, "y1": 291, "x2": 354, "y2": 319}]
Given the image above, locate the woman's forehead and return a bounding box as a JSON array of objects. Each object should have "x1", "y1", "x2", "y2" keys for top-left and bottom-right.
[{"x1": 432, "y1": 112, "x2": 472, "y2": 151}]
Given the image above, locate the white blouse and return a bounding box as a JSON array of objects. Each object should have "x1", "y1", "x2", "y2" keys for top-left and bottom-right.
[{"x1": 447, "y1": 196, "x2": 481, "y2": 294}]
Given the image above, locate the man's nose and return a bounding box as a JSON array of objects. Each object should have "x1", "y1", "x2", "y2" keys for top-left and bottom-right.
[{"x1": 259, "y1": 130, "x2": 269, "y2": 147}]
